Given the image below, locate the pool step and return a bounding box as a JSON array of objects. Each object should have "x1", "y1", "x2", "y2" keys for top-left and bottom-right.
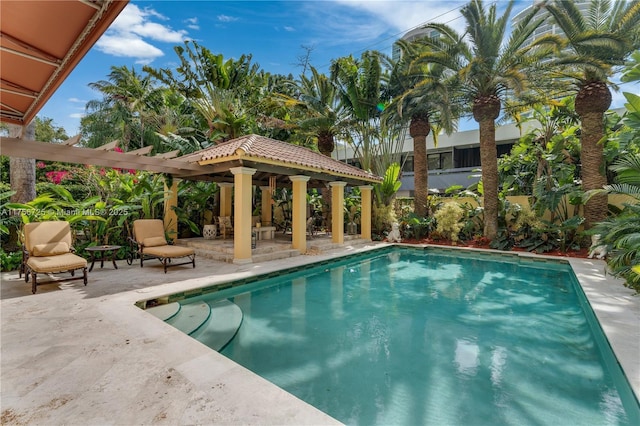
[
  {"x1": 190, "y1": 299, "x2": 243, "y2": 351},
  {"x1": 165, "y1": 301, "x2": 211, "y2": 335},
  {"x1": 146, "y1": 302, "x2": 181, "y2": 321}
]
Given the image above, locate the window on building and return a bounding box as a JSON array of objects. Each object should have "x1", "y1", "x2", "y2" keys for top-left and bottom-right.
[
  {"x1": 425, "y1": 151, "x2": 453, "y2": 170},
  {"x1": 454, "y1": 147, "x2": 480, "y2": 168},
  {"x1": 497, "y1": 143, "x2": 514, "y2": 157},
  {"x1": 402, "y1": 155, "x2": 414, "y2": 173}
]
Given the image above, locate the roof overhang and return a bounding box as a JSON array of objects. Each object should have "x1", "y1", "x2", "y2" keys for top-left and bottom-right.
[{"x1": 0, "y1": 0, "x2": 129, "y2": 125}]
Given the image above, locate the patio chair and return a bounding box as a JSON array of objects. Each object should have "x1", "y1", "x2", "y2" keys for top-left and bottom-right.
[
  {"x1": 23, "y1": 221, "x2": 88, "y2": 294},
  {"x1": 219, "y1": 216, "x2": 234, "y2": 239},
  {"x1": 131, "y1": 219, "x2": 195, "y2": 273}
]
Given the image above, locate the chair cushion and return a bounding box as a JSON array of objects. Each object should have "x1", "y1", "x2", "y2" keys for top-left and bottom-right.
[
  {"x1": 27, "y1": 253, "x2": 87, "y2": 273},
  {"x1": 24, "y1": 221, "x2": 73, "y2": 254},
  {"x1": 32, "y1": 242, "x2": 70, "y2": 256},
  {"x1": 133, "y1": 219, "x2": 165, "y2": 244},
  {"x1": 144, "y1": 245, "x2": 194, "y2": 258},
  {"x1": 143, "y1": 236, "x2": 168, "y2": 247}
]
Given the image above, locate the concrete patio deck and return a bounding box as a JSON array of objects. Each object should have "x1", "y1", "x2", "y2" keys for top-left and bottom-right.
[{"x1": 1, "y1": 244, "x2": 638, "y2": 425}]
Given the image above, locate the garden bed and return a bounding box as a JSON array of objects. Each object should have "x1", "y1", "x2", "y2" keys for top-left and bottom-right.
[{"x1": 396, "y1": 237, "x2": 591, "y2": 259}]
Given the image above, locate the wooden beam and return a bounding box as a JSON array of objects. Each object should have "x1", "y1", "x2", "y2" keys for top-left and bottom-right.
[
  {"x1": 62, "y1": 135, "x2": 81, "y2": 146},
  {"x1": 155, "y1": 150, "x2": 180, "y2": 159},
  {"x1": 96, "y1": 140, "x2": 118, "y2": 151},
  {"x1": 0, "y1": 138, "x2": 205, "y2": 176},
  {"x1": 126, "y1": 146, "x2": 153, "y2": 156}
]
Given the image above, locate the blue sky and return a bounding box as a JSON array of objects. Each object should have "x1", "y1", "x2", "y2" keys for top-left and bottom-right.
[
  {"x1": 37, "y1": 0, "x2": 630, "y2": 136},
  {"x1": 38, "y1": 0, "x2": 475, "y2": 134}
]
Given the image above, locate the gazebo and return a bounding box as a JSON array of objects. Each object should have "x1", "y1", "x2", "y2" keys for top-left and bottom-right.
[
  {"x1": 175, "y1": 134, "x2": 381, "y2": 263},
  {"x1": 1, "y1": 133, "x2": 382, "y2": 263}
]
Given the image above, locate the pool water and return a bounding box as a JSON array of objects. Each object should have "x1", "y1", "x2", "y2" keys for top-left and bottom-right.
[{"x1": 186, "y1": 247, "x2": 639, "y2": 425}]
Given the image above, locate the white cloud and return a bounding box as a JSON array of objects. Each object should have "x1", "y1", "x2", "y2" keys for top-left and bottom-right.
[
  {"x1": 96, "y1": 34, "x2": 164, "y2": 63},
  {"x1": 334, "y1": 0, "x2": 468, "y2": 34},
  {"x1": 299, "y1": 1, "x2": 486, "y2": 49},
  {"x1": 69, "y1": 113, "x2": 85, "y2": 119},
  {"x1": 68, "y1": 97, "x2": 86, "y2": 103},
  {"x1": 218, "y1": 14, "x2": 239, "y2": 23},
  {"x1": 185, "y1": 17, "x2": 200, "y2": 30},
  {"x1": 284, "y1": 26, "x2": 295, "y2": 32},
  {"x1": 131, "y1": 21, "x2": 186, "y2": 43},
  {"x1": 96, "y1": 4, "x2": 188, "y2": 63}
]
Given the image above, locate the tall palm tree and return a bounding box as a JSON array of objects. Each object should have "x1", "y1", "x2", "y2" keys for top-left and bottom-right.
[
  {"x1": 387, "y1": 39, "x2": 458, "y2": 217},
  {"x1": 543, "y1": 0, "x2": 640, "y2": 229},
  {"x1": 416, "y1": 0, "x2": 549, "y2": 239}
]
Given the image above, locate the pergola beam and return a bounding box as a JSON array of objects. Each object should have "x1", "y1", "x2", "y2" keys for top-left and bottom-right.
[
  {"x1": 127, "y1": 146, "x2": 153, "y2": 156},
  {"x1": 96, "y1": 140, "x2": 119, "y2": 150},
  {"x1": 155, "y1": 150, "x2": 180, "y2": 159},
  {"x1": 62, "y1": 135, "x2": 81, "y2": 146},
  {"x1": 0, "y1": 138, "x2": 205, "y2": 176}
]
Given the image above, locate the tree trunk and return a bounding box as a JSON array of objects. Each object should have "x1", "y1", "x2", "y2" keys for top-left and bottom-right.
[
  {"x1": 9, "y1": 121, "x2": 36, "y2": 204},
  {"x1": 409, "y1": 114, "x2": 430, "y2": 217},
  {"x1": 473, "y1": 95, "x2": 501, "y2": 240},
  {"x1": 7, "y1": 121, "x2": 36, "y2": 250},
  {"x1": 318, "y1": 131, "x2": 335, "y2": 228},
  {"x1": 479, "y1": 119, "x2": 499, "y2": 240},
  {"x1": 575, "y1": 81, "x2": 611, "y2": 229}
]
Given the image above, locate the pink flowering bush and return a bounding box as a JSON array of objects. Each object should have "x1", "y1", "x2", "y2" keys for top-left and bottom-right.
[{"x1": 44, "y1": 170, "x2": 70, "y2": 184}]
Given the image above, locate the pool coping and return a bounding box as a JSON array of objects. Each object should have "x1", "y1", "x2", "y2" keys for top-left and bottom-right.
[{"x1": 1, "y1": 243, "x2": 638, "y2": 424}]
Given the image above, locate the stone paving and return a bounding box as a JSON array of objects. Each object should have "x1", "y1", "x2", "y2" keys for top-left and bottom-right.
[{"x1": 1, "y1": 243, "x2": 638, "y2": 425}]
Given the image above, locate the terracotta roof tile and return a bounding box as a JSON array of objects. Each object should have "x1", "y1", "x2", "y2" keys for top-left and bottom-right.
[{"x1": 197, "y1": 134, "x2": 380, "y2": 182}]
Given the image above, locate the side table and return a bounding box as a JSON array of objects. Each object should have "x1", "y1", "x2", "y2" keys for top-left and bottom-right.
[{"x1": 86, "y1": 245, "x2": 121, "y2": 272}]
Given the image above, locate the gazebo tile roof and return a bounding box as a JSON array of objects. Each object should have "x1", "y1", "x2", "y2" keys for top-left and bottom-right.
[{"x1": 196, "y1": 134, "x2": 380, "y2": 182}]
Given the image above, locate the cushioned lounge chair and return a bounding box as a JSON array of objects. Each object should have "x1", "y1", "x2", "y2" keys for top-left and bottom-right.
[
  {"x1": 131, "y1": 219, "x2": 195, "y2": 273},
  {"x1": 23, "y1": 221, "x2": 88, "y2": 294}
]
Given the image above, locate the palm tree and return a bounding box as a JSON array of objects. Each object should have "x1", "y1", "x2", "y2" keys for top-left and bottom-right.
[
  {"x1": 330, "y1": 52, "x2": 387, "y2": 174},
  {"x1": 144, "y1": 42, "x2": 262, "y2": 144},
  {"x1": 85, "y1": 66, "x2": 159, "y2": 150},
  {"x1": 415, "y1": 0, "x2": 549, "y2": 239},
  {"x1": 284, "y1": 66, "x2": 346, "y2": 157},
  {"x1": 386, "y1": 39, "x2": 458, "y2": 217},
  {"x1": 543, "y1": 0, "x2": 640, "y2": 229}
]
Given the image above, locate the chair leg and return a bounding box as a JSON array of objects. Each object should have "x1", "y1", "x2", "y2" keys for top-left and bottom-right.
[
  {"x1": 83, "y1": 267, "x2": 88, "y2": 286},
  {"x1": 163, "y1": 259, "x2": 168, "y2": 273},
  {"x1": 31, "y1": 272, "x2": 37, "y2": 294}
]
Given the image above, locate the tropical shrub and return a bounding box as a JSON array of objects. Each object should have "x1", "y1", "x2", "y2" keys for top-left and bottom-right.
[
  {"x1": 433, "y1": 202, "x2": 464, "y2": 244},
  {"x1": 0, "y1": 248, "x2": 22, "y2": 272}
]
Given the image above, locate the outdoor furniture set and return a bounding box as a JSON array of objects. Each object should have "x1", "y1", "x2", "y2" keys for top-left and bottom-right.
[{"x1": 20, "y1": 219, "x2": 196, "y2": 294}]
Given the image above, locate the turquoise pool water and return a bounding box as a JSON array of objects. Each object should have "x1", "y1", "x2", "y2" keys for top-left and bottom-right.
[{"x1": 181, "y1": 247, "x2": 639, "y2": 425}]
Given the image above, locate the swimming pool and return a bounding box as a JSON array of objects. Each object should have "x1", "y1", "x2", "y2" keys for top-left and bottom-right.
[{"x1": 155, "y1": 247, "x2": 640, "y2": 425}]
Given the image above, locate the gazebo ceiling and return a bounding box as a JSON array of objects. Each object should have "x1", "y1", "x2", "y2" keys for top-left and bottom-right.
[{"x1": 0, "y1": 0, "x2": 129, "y2": 125}]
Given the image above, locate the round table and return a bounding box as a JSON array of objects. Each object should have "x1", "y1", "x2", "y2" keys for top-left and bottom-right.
[{"x1": 86, "y1": 245, "x2": 121, "y2": 272}]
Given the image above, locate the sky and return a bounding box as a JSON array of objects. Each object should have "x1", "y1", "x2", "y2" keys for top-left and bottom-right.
[{"x1": 37, "y1": 0, "x2": 632, "y2": 136}]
